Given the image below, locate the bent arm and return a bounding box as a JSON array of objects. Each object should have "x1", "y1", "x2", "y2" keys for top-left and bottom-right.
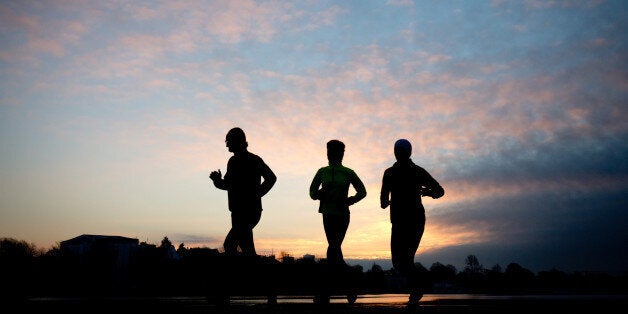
[
  {"x1": 212, "y1": 178, "x2": 228, "y2": 190},
  {"x1": 422, "y1": 170, "x2": 444, "y2": 199},
  {"x1": 380, "y1": 171, "x2": 391, "y2": 208},
  {"x1": 259, "y1": 163, "x2": 277, "y2": 197},
  {"x1": 309, "y1": 171, "x2": 322, "y2": 200},
  {"x1": 210, "y1": 169, "x2": 229, "y2": 190},
  {"x1": 347, "y1": 172, "x2": 367, "y2": 205}
]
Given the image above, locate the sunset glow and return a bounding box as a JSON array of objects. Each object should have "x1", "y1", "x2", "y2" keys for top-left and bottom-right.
[{"x1": 1, "y1": 0, "x2": 626, "y2": 273}]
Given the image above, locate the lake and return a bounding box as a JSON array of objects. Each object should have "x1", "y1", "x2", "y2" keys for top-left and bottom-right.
[
  {"x1": 227, "y1": 293, "x2": 628, "y2": 304},
  {"x1": 24, "y1": 294, "x2": 628, "y2": 314}
]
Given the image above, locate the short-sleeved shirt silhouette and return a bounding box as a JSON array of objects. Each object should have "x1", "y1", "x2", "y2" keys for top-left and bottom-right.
[{"x1": 224, "y1": 151, "x2": 271, "y2": 213}]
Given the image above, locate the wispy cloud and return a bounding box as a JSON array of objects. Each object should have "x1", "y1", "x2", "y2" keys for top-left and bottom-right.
[{"x1": 1, "y1": 0, "x2": 626, "y2": 273}]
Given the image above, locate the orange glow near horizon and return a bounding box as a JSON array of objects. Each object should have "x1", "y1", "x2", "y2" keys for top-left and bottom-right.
[{"x1": 180, "y1": 216, "x2": 492, "y2": 262}]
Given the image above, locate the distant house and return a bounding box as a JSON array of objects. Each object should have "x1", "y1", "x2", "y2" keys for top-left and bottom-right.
[
  {"x1": 61, "y1": 234, "x2": 139, "y2": 254},
  {"x1": 61, "y1": 234, "x2": 138, "y2": 251},
  {"x1": 60, "y1": 234, "x2": 139, "y2": 269}
]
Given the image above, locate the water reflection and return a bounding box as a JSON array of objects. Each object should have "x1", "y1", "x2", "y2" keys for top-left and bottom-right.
[
  {"x1": 228, "y1": 293, "x2": 628, "y2": 305},
  {"x1": 229, "y1": 294, "x2": 479, "y2": 305},
  {"x1": 30, "y1": 293, "x2": 627, "y2": 306}
]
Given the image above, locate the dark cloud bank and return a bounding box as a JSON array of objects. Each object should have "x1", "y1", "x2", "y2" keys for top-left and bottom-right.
[{"x1": 425, "y1": 130, "x2": 627, "y2": 274}]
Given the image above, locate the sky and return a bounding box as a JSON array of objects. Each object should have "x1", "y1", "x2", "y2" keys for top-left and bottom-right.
[{"x1": 1, "y1": 0, "x2": 626, "y2": 274}]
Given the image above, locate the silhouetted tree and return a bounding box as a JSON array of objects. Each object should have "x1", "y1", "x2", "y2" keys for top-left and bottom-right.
[
  {"x1": 458, "y1": 255, "x2": 488, "y2": 291},
  {"x1": 43, "y1": 243, "x2": 62, "y2": 258},
  {"x1": 537, "y1": 268, "x2": 568, "y2": 293},
  {"x1": 489, "y1": 264, "x2": 502, "y2": 273},
  {"x1": 430, "y1": 262, "x2": 457, "y2": 282},
  {"x1": 5, "y1": 236, "x2": 628, "y2": 298},
  {"x1": 369, "y1": 263, "x2": 383, "y2": 273},
  {"x1": 505, "y1": 263, "x2": 534, "y2": 279},
  {"x1": 0, "y1": 238, "x2": 38, "y2": 300},
  {"x1": 363, "y1": 263, "x2": 386, "y2": 293},
  {"x1": 463, "y1": 254, "x2": 484, "y2": 274},
  {"x1": 414, "y1": 262, "x2": 428, "y2": 273},
  {"x1": 0, "y1": 237, "x2": 38, "y2": 258},
  {"x1": 485, "y1": 264, "x2": 505, "y2": 292},
  {"x1": 504, "y1": 263, "x2": 535, "y2": 292},
  {"x1": 280, "y1": 251, "x2": 295, "y2": 264},
  {"x1": 160, "y1": 236, "x2": 172, "y2": 249},
  {"x1": 176, "y1": 242, "x2": 188, "y2": 256},
  {"x1": 352, "y1": 264, "x2": 364, "y2": 273}
]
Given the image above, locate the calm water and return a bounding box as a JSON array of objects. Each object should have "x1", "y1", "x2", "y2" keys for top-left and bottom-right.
[
  {"x1": 226, "y1": 293, "x2": 628, "y2": 305},
  {"x1": 31, "y1": 293, "x2": 628, "y2": 305}
]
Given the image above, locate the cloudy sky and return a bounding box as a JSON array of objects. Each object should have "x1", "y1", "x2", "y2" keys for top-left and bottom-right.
[{"x1": 1, "y1": 0, "x2": 626, "y2": 274}]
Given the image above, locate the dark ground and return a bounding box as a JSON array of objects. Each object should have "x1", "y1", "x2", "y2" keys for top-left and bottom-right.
[{"x1": 14, "y1": 294, "x2": 628, "y2": 314}]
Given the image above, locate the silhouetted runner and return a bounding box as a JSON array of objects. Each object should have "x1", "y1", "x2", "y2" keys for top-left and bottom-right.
[
  {"x1": 209, "y1": 127, "x2": 276, "y2": 256},
  {"x1": 380, "y1": 139, "x2": 444, "y2": 305},
  {"x1": 309, "y1": 140, "x2": 366, "y2": 267}
]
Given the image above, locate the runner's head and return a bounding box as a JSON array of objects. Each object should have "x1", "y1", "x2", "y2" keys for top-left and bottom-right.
[
  {"x1": 394, "y1": 139, "x2": 412, "y2": 161},
  {"x1": 226, "y1": 127, "x2": 248, "y2": 152},
  {"x1": 326, "y1": 139, "x2": 345, "y2": 164}
]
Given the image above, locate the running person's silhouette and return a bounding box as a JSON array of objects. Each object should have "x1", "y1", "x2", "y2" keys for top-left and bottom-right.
[
  {"x1": 310, "y1": 140, "x2": 366, "y2": 267},
  {"x1": 210, "y1": 127, "x2": 276, "y2": 256},
  {"x1": 380, "y1": 139, "x2": 444, "y2": 304}
]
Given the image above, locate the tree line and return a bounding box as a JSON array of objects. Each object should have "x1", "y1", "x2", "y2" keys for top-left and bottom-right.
[{"x1": 1, "y1": 237, "x2": 626, "y2": 300}]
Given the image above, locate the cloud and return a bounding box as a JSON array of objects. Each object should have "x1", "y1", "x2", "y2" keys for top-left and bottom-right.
[
  {"x1": 386, "y1": 0, "x2": 414, "y2": 7},
  {"x1": 0, "y1": 2, "x2": 90, "y2": 60},
  {"x1": 168, "y1": 233, "x2": 221, "y2": 247},
  {"x1": 426, "y1": 186, "x2": 628, "y2": 273},
  {"x1": 2, "y1": 0, "x2": 626, "y2": 274},
  {"x1": 421, "y1": 130, "x2": 628, "y2": 272}
]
